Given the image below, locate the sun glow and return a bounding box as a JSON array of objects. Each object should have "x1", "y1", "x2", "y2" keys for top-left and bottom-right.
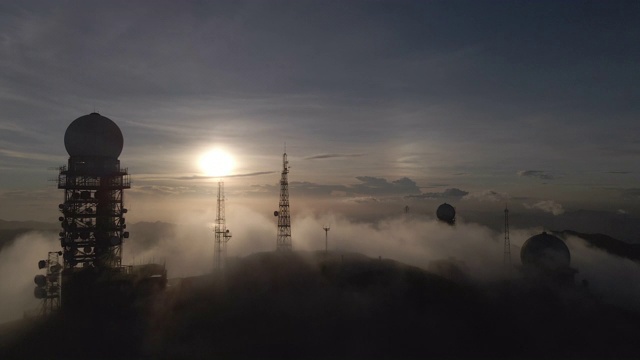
[{"x1": 199, "y1": 149, "x2": 235, "y2": 177}]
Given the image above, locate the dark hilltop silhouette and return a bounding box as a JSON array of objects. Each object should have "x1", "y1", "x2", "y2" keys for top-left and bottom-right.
[{"x1": 2, "y1": 250, "x2": 640, "y2": 360}]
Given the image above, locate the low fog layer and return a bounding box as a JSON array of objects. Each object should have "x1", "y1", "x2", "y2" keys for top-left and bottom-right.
[
  {"x1": 120, "y1": 207, "x2": 640, "y2": 312},
  {"x1": 2, "y1": 207, "x2": 640, "y2": 323},
  {"x1": 123, "y1": 206, "x2": 513, "y2": 279},
  {"x1": 0, "y1": 232, "x2": 55, "y2": 322}
]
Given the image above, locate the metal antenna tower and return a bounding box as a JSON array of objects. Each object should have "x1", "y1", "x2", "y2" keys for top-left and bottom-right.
[
  {"x1": 214, "y1": 181, "x2": 232, "y2": 271},
  {"x1": 504, "y1": 204, "x2": 511, "y2": 270},
  {"x1": 323, "y1": 226, "x2": 330, "y2": 254},
  {"x1": 34, "y1": 251, "x2": 62, "y2": 316},
  {"x1": 275, "y1": 149, "x2": 292, "y2": 251}
]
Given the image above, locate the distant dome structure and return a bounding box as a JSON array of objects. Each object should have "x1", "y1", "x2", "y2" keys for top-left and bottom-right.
[
  {"x1": 436, "y1": 203, "x2": 456, "y2": 224},
  {"x1": 520, "y1": 232, "x2": 570, "y2": 270},
  {"x1": 64, "y1": 112, "x2": 124, "y2": 158}
]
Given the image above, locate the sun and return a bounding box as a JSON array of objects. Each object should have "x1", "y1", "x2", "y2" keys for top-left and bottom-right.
[{"x1": 199, "y1": 149, "x2": 235, "y2": 177}]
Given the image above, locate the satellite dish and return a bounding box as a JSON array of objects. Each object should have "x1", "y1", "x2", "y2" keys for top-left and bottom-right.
[
  {"x1": 50, "y1": 264, "x2": 62, "y2": 274},
  {"x1": 34, "y1": 287, "x2": 47, "y2": 299},
  {"x1": 38, "y1": 260, "x2": 47, "y2": 269},
  {"x1": 34, "y1": 274, "x2": 47, "y2": 287},
  {"x1": 274, "y1": 211, "x2": 279, "y2": 217}
]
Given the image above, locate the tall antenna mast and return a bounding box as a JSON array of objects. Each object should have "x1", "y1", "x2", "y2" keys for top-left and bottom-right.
[
  {"x1": 504, "y1": 204, "x2": 511, "y2": 271},
  {"x1": 323, "y1": 226, "x2": 330, "y2": 255},
  {"x1": 214, "y1": 181, "x2": 232, "y2": 271},
  {"x1": 275, "y1": 147, "x2": 292, "y2": 251}
]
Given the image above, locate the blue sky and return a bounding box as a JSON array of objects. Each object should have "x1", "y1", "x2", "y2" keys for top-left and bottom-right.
[{"x1": 0, "y1": 0, "x2": 639, "y2": 225}]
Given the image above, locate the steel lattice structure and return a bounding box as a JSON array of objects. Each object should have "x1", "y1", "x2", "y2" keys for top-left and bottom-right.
[
  {"x1": 58, "y1": 160, "x2": 130, "y2": 269},
  {"x1": 34, "y1": 251, "x2": 62, "y2": 316},
  {"x1": 214, "y1": 181, "x2": 232, "y2": 271},
  {"x1": 275, "y1": 151, "x2": 292, "y2": 251}
]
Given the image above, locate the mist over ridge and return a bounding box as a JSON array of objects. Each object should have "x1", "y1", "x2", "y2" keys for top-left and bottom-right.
[{"x1": 2, "y1": 205, "x2": 640, "y2": 326}]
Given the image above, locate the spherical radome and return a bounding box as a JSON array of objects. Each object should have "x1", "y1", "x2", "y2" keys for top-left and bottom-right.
[
  {"x1": 436, "y1": 203, "x2": 456, "y2": 223},
  {"x1": 64, "y1": 113, "x2": 123, "y2": 158},
  {"x1": 520, "y1": 232, "x2": 570, "y2": 270}
]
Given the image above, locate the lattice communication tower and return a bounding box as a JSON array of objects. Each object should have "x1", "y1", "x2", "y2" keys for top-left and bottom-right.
[
  {"x1": 274, "y1": 150, "x2": 292, "y2": 251},
  {"x1": 213, "y1": 181, "x2": 232, "y2": 271}
]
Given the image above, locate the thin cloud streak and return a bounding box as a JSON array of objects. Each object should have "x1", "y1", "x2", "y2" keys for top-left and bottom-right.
[
  {"x1": 304, "y1": 153, "x2": 365, "y2": 160},
  {"x1": 517, "y1": 170, "x2": 556, "y2": 180},
  {"x1": 174, "y1": 171, "x2": 277, "y2": 180},
  {"x1": 406, "y1": 188, "x2": 469, "y2": 200},
  {"x1": 524, "y1": 200, "x2": 565, "y2": 216},
  {"x1": 0, "y1": 148, "x2": 63, "y2": 162}
]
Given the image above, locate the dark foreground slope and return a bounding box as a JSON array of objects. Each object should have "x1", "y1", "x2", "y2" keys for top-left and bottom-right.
[{"x1": 2, "y1": 251, "x2": 640, "y2": 359}]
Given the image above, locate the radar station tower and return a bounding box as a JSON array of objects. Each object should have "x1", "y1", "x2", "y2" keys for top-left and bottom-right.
[
  {"x1": 274, "y1": 148, "x2": 292, "y2": 251},
  {"x1": 213, "y1": 181, "x2": 232, "y2": 271},
  {"x1": 57, "y1": 113, "x2": 130, "y2": 271}
]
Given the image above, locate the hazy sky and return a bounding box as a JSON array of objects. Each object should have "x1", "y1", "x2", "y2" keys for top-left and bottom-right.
[{"x1": 1, "y1": 0, "x2": 639, "y2": 224}]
